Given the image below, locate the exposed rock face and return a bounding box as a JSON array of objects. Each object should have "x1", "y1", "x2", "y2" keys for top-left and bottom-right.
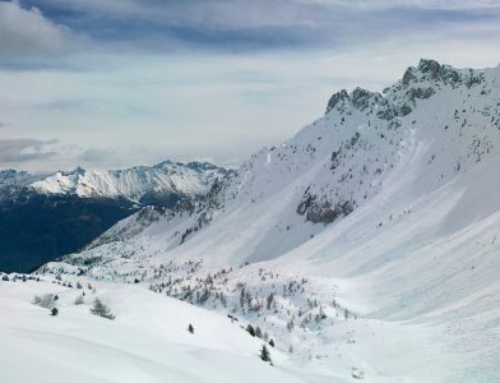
[
  {"x1": 325, "y1": 89, "x2": 350, "y2": 114},
  {"x1": 297, "y1": 189, "x2": 354, "y2": 224}
]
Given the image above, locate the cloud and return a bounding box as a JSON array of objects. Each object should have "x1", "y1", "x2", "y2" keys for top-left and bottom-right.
[
  {"x1": 0, "y1": 0, "x2": 72, "y2": 59},
  {"x1": 1, "y1": 0, "x2": 500, "y2": 173},
  {"x1": 77, "y1": 148, "x2": 116, "y2": 165},
  {"x1": 27, "y1": 0, "x2": 500, "y2": 54},
  {"x1": 0, "y1": 138, "x2": 58, "y2": 163}
]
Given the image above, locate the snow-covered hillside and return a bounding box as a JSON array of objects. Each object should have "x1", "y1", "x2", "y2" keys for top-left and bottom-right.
[
  {"x1": 31, "y1": 160, "x2": 227, "y2": 203},
  {"x1": 0, "y1": 275, "x2": 309, "y2": 383},
  {"x1": 38, "y1": 59, "x2": 500, "y2": 382}
]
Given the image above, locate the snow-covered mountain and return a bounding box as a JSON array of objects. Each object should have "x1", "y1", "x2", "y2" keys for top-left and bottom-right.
[
  {"x1": 0, "y1": 160, "x2": 227, "y2": 273},
  {"x1": 31, "y1": 160, "x2": 227, "y2": 204},
  {"x1": 37, "y1": 59, "x2": 500, "y2": 382}
]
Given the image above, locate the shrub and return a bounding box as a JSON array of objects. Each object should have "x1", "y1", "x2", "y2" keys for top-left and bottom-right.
[
  {"x1": 74, "y1": 295, "x2": 85, "y2": 305},
  {"x1": 32, "y1": 294, "x2": 56, "y2": 309}
]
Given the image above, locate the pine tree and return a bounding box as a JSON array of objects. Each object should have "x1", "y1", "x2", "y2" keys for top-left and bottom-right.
[
  {"x1": 246, "y1": 324, "x2": 256, "y2": 337},
  {"x1": 260, "y1": 344, "x2": 272, "y2": 363},
  {"x1": 90, "y1": 298, "x2": 115, "y2": 320},
  {"x1": 50, "y1": 307, "x2": 59, "y2": 316},
  {"x1": 255, "y1": 326, "x2": 263, "y2": 339},
  {"x1": 266, "y1": 293, "x2": 274, "y2": 310},
  {"x1": 188, "y1": 324, "x2": 194, "y2": 334}
]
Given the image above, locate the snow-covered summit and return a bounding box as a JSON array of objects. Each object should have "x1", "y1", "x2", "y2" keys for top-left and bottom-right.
[{"x1": 31, "y1": 160, "x2": 228, "y2": 202}]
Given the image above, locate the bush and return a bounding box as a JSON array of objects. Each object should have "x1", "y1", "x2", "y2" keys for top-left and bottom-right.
[
  {"x1": 74, "y1": 295, "x2": 85, "y2": 305},
  {"x1": 32, "y1": 294, "x2": 56, "y2": 309}
]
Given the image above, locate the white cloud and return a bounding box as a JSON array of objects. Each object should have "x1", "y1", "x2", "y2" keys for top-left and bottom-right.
[{"x1": 0, "y1": 0, "x2": 71, "y2": 58}]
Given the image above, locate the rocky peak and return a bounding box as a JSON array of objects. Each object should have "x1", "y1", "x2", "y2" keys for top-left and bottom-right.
[
  {"x1": 402, "y1": 58, "x2": 484, "y2": 89},
  {"x1": 325, "y1": 89, "x2": 350, "y2": 114},
  {"x1": 351, "y1": 87, "x2": 383, "y2": 111}
]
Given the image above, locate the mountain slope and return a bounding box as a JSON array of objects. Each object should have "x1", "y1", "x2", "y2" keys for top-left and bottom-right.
[
  {"x1": 0, "y1": 276, "x2": 308, "y2": 383},
  {"x1": 38, "y1": 59, "x2": 500, "y2": 382}
]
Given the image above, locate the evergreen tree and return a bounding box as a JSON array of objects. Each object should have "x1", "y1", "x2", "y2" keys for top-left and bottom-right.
[
  {"x1": 260, "y1": 344, "x2": 272, "y2": 363},
  {"x1": 255, "y1": 326, "x2": 263, "y2": 339},
  {"x1": 188, "y1": 324, "x2": 194, "y2": 334},
  {"x1": 240, "y1": 287, "x2": 245, "y2": 308},
  {"x1": 246, "y1": 324, "x2": 256, "y2": 337},
  {"x1": 90, "y1": 298, "x2": 115, "y2": 320},
  {"x1": 266, "y1": 293, "x2": 274, "y2": 310},
  {"x1": 50, "y1": 307, "x2": 59, "y2": 316},
  {"x1": 269, "y1": 339, "x2": 275, "y2": 347}
]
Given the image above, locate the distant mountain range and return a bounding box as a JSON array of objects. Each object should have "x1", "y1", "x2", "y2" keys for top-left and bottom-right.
[{"x1": 0, "y1": 161, "x2": 227, "y2": 272}]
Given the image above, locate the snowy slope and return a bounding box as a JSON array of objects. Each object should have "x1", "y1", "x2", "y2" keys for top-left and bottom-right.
[
  {"x1": 31, "y1": 160, "x2": 227, "y2": 202},
  {"x1": 0, "y1": 276, "x2": 309, "y2": 383},
  {"x1": 38, "y1": 59, "x2": 500, "y2": 382}
]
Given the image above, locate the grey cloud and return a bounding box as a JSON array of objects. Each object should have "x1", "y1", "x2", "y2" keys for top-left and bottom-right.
[
  {"x1": 28, "y1": 0, "x2": 500, "y2": 55},
  {"x1": 78, "y1": 148, "x2": 115, "y2": 164},
  {"x1": 0, "y1": 138, "x2": 58, "y2": 163},
  {"x1": 0, "y1": 1, "x2": 73, "y2": 59}
]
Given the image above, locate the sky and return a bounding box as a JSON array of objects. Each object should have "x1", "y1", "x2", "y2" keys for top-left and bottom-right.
[{"x1": 1, "y1": 0, "x2": 500, "y2": 172}]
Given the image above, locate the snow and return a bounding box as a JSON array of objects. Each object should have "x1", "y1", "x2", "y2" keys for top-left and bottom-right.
[
  {"x1": 0, "y1": 279, "x2": 306, "y2": 383},
  {"x1": 19, "y1": 59, "x2": 500, "y2": 382},
  {"x1": 30, "y1": 161, "x2": 226, "y2": 201}
]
